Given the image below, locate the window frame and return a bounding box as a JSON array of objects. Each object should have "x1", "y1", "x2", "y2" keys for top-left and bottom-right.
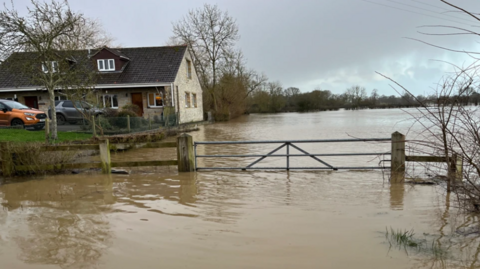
[
  {"x1": 147, "y1": 92, "x2": 164, "y2": 108},
  {"x1": 192, "y1": 93, "x2": 197, "y2": 108},
  {"x1": 185, "y1": 91, "x2": 191, "y2": 108},
  {"x1": 42, "y1": 61, "x2": 58, "y2": 73},
  {"x1": 97, "y1": 59, "x2": 115, "y2": 72},
  {"x1": 102, "y1": 94, "x2": 118, "y2": 109},
  {"x1": 186, "y1": 60, "x2": 192, "y2": 79}
]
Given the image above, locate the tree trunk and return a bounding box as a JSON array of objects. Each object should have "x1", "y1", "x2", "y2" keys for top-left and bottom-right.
[{"x1": 48, "y1": 89, "x2": 58, "y2": 141}]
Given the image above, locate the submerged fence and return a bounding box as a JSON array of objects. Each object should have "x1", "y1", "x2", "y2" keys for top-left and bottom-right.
[
  {"x1": 194, "y1": 138, "x2": 392, "y2": 171},
  {"x1": 0, "y1": 134, "x2": 194, "y2": 177},
  {"x1": 193, "y1": 131, "x2": 464, "y2": 183},
  {"x1": 0, "y1": 132, "x2": 464, "y2": 183}
]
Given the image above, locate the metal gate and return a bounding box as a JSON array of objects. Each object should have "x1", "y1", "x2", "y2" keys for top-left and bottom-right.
[{"x1": 194, "y1": 138, "x2": 391, "y2": 171}]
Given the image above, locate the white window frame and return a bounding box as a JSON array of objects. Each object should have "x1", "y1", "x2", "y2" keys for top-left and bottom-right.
[
  {"x1": 102, "y1": 94, "x2": 118, "y2": 109},
  {"x1": 185, "y1": 92, "x2": 191, "y2": 108},
  {"x1": 192, "y1": 93, "x2": 197, "y2": 108},
  {"x1": 97, "y1": 59, "x2": 115, "y2": 71},
  {"x1": 42, "y1": 61, "x2": 58, "y2": 73},
  {"x1": 148, "y1": 92, "x2": 164, "y2": 108}
]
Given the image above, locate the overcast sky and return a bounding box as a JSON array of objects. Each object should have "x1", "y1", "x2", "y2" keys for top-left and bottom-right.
[{"x1": 10, "y1": 0, "x2": 480, "y2": 96}]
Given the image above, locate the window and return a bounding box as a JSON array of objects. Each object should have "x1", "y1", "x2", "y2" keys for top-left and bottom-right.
[
  {"x1": 192, "y1": 93, "x2": 197, "y2": 108},
  {"x1": 185, "y1": 92, "x2": 191, "y2": 108},
  {"x1": 102, "y1": 95, "x2": 118, "y2": 108},
  {"x1": 62, "y1": 101, "x2": 74, "y2": 108},
  {"x1": 148, "y1": 92, "x2": 163, "y2": 107},
  {"x1": 55, "y1": 95, "x2": 67, "y2": 101},
  {"x1": 186, "y1": 60, "x2": 192, "y2": 79},
  {"x1": 97, "y1": 59, "x2": 115, "y2": 71},
  {"x1": 42, "y1": 61, "x2": 58, "y2": 73}
]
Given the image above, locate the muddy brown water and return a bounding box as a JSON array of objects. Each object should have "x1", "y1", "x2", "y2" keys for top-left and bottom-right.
[{"x1": 1, "y1": 109, "x2": 479, "y2": 268}]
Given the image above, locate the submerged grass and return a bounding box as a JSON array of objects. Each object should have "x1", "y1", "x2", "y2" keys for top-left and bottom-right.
[
  {"x1": 385, "y1": 227, "x2": 449, "y2": 259},
  {"x1": 0, "y1": 129, "x2": 92, "y2": 142}
]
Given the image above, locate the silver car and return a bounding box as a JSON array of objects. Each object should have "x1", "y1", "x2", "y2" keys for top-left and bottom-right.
[{"x1": 51, "y1": 100, "x2": 103, "y2": 125}]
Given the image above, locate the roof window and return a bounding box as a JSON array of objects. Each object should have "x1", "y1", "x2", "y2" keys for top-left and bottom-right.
[{"x1": 97, "y1": 59, "x2": 115, "y2": 71}]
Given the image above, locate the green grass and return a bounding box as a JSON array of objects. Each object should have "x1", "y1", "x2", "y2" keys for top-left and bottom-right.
[
  {"x1": 0, "y1": 129, "x2": 92, "y2": 143},
  {"x1": 385, "y1": 227, "x2": 449, "y2": 259}
]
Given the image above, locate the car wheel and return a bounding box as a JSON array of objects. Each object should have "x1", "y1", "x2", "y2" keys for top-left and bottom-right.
[
  {"x1": 11, "y1": 118, "x2": 24, "y2": 128},
  {"x1": 57, "y1": 114, "x2": 66, "y2": 125}
]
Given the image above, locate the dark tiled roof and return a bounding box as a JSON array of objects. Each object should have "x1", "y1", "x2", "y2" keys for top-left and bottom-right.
[{"x1": 0, "y1": 45, "x2": 187, "y2": 89}]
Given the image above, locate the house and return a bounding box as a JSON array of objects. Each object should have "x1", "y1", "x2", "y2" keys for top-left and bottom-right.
[{"x1": 0, "y1": 45, "x2": 203, "y2": 124}]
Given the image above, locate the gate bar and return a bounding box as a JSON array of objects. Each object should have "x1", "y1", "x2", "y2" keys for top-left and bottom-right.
[
  {"x1": 197, "y1": 166, "x2": 390, "y2": 170},
  {"x1": 289, "y1": 143, "x2": 334, "y2": 169},
  {"x1": 245, "y1": 143, "x2": 287, "y2": 169},
  {"x1": 195, "y1": 138, "x2": 391, "y2": 145},
  {"x1": 196, "y1": 152, "x2": 390, "y2": 157}
]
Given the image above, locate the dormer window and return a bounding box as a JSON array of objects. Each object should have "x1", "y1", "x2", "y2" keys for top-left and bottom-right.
[
  {"x1": 97, "y1": 59, "x2": 115, "y2": 71},
  {"x1": 42, "y1": 61, "x2": 58, "y2": 73}
]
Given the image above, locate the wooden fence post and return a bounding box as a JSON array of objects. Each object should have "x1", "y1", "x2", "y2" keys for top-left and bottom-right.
[
  {"x1": 391, "y1": 131, "x2": 405, "y2": 183},
  {"x1": 177, "y1": 134, "x2": 195, "y2": 172},
  {"x1": 0, "y1": 142, "x2": 13, "y2": 177},
  {"x1": 450, "y1": 153, "x2": 463, "y2": 182},
  {"x1": 92, "y1": 115, "x2": 96, "y2": 137},
  {"x1": 45, "y1": 118, "x2": 50, "y2": 143},
  {"x1": 127, "y1": 115, "x2": 131, "y2": 132},
  {"x1": 99, "y1": 139, "x2": 111, "y2": 174}
]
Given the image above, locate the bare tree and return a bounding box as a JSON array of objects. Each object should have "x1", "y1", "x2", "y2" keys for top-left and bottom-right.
[
  {"x1": 0, "y1": 0, "x2": 111, "y2": 141},
  {"x1": 172, "y1": 4, "x2": 240, "y2": 112}
]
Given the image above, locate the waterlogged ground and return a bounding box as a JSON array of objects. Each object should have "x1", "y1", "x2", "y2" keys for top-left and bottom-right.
[{"x1": 0, "y1": 110, "x2": 479, "y2": 268}]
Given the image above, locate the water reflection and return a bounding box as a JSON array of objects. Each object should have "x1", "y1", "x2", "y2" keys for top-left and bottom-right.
[
  {"x1": 390, "y1": 184, "x2": 405, "y2": 210},
  {"x1": 0, "y1": 176, "x2": 114, "y2": 268}
]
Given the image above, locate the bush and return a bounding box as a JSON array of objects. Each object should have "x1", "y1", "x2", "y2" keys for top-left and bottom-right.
[
  {"x1": 2, "y1": 142, "x2": 76, "y2": 175},
  {"x1": 121, "y1": 104, "x2": 141, "y2": 115},
  {"x1": 102, "y1": 108, "x2": 119, "y2": 117},
  {"x1": 117, "y1": 110, "x2": 138, "y2": 118}
]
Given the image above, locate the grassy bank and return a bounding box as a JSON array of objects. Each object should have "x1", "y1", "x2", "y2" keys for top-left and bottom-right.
[{"x1": 0, "y1": 129, "x2": 92, "y2": 142}]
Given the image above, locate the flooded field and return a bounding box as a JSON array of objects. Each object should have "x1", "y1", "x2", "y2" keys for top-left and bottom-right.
[{"x1": 1, "y1": 109, "x2": 479, "y2": 268}]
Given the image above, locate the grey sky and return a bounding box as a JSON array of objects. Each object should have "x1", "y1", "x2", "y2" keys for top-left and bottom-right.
[{"x1": 10, "y1": 0, "x2": 480, "y2": 96}]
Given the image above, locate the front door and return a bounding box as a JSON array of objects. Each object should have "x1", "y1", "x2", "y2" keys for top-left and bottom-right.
[
  {"x1": 131, "y1": 93, "x2": 144, "y2": 116},
  {"x1": 24, "y1": 96, "x2": 38, "y2": 109}
]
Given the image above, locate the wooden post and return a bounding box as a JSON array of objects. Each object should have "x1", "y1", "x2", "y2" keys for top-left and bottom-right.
[
  {"x1": 99, "y1": 139, "x2": 111, "y2": 174},
  {"x1": 456, "y1": 155, "x2": 463, "y2": 181},
  {"x1": 0, "y1": 142, "x2": 13, "y2": 177},
  {"x1": 450, "y1": 153, "x2": 463, "y2": 182},
  {"x1": 177, "y1": 134, "x2": 195, "y2": 172},
  {"x1": 391, "y1": 131, "x2": 405, "y2": 183},
  {"x1": 127, "y1": 115, "x2": 131, "y2": 132},
  {"x1": 45, "y1": 118, "x2": 50, "y2": 143},
  {"x1": 92, "y1": 115, "x2": 96, "y2": 137}
]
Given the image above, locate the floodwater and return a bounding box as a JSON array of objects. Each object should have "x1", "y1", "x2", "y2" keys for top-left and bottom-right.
[{"x1": 1, "y1": 109, "x2": 479, "y2": 269}]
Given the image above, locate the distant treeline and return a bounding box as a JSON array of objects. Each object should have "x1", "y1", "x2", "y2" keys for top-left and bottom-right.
[{"x1": 246, "y1": 85, "x2": 480, "y2": 113}]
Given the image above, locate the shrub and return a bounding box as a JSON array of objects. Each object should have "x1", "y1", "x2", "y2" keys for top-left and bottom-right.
[
  {"x1": 2, "y1": 142, "x2": 76, "y2": 175},
  {"x1": 102, "y1": 108, "x2": 119, "y2": 117},
  {"x1": 121, "y1": 104, "x2": 141, "y2": 115},
  {"x1": 117, "y1": 110, "x2": 138, "y2": 118}
]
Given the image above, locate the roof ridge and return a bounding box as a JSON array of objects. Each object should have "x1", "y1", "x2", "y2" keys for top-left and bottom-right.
[{"x1": 112, "y1": 45, "x2": 187, "y2": 50}]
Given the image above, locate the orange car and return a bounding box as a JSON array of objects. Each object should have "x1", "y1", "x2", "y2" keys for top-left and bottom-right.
[{"x1": 0, "y1": 99, "x2": 47, "y2": 130}]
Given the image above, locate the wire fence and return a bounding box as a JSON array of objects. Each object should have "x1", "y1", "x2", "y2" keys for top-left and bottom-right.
[{"x1": 77, "y1": 114, "x2": 178, "y2": 135}]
